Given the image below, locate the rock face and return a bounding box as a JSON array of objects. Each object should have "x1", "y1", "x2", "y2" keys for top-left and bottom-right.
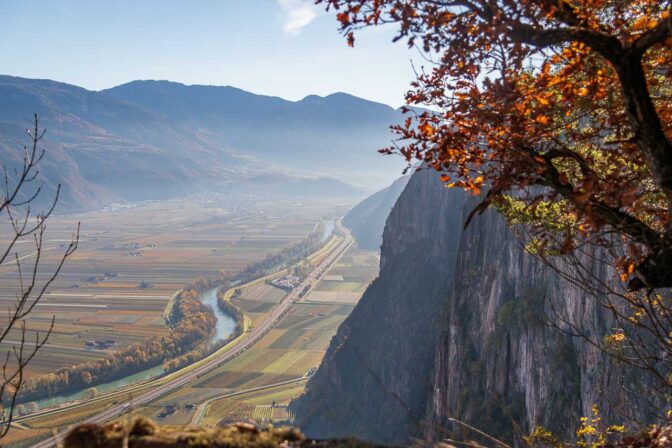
[
  {"x1": 424, "y1": 193, "x2": 618, "y2": 444},
  {"x1": 342, "y1": 176, "x2": 409, "y2": 251},
  {"x1": 293, "y1": 168, "x2": 647, "y2": 445},
  {"x1": 293, "y1": 170, "x2": 465, "y2": 444}
]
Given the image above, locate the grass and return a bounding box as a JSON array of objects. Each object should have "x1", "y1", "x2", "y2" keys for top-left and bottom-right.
[
  {"x1": 316, "y1": 281, "x2": 367, "y2": 292},
  {"x1": 261, "y1": 351, "x2": 306, "y2": 374},
  {"x1": 241, "y1": 284, "x2": 286, "y2": 303},
  {"x1": 269, "y1": 328, "x2": 307, "y2": 350}
]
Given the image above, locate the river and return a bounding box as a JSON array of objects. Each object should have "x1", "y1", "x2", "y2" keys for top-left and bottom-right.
[
  {"x1": 33, "y1": 286, "x2": 236, "y2": 411},
  {"x1": 200, "y1": 286, "x2": 237, "y2": 343},
  {"x1": 321, "y1": 220, "x2": 335, "y2": 242}
]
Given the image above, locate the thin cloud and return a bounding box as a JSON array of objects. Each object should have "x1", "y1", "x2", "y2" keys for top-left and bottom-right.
[{"x1": 278, "y1": 0, "x2": 318, "y2": 35}]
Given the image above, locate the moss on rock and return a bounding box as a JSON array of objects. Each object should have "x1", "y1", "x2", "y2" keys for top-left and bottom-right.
[{"x1": 64, "y1": 417, "x2": 382, "y2": 448}]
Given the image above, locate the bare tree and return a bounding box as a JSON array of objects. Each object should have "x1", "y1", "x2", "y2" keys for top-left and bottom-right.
[{"x1": 0, "y1": 114, "x2": 78, "y2": 438}]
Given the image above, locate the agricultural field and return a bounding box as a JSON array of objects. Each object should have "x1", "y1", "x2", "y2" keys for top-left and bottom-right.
[
  {"x1": 0, "y1": 194, "x2": 352, "y2": 377},
  {"x1": 137, "y1": 244, "x2": 380, "y2": 427},
  {"x1": 303, "y1": 248, "x2": 380, "y2": 304}
]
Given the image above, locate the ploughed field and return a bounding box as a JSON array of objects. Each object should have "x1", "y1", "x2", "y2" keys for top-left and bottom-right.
[{"x1": 0, "y1": 194, "x2": 350, "y2": 377}]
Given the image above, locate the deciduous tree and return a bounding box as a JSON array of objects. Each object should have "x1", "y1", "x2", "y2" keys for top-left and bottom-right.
[
  {"x1": 319, "y1": 0, "x2": 672, "y2": 405},
  {"x1": 322, "y1": 0, "x2": 671, "y2": 289}
]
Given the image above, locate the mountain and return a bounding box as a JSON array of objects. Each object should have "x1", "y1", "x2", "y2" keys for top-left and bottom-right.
[
  {"x1": 292, "y1": 168, "x2": 653, "y2": 445},
  {"x1": 0, "y1": 76, "x2": 245, "y2": 210},
  {"x1": 102, "y1": 80, "x2": 406, "y2": 189},
  {"x1": 0, "y1": 76, "x2": 404, "y2": 211},
  {"x1": 342, "y1": 175, "x2": 409, "y2": 250}
]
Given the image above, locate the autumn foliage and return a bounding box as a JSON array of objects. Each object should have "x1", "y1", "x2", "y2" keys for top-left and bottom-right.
[
  {"x1": 16, "y1": 290, "x2": 216, "y2": 403},
  {"x1": 322, "y1": 0, "x2": 672, "y2": 291}
]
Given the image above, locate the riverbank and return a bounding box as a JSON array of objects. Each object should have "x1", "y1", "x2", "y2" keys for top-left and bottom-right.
[
  {"x1": 18, "y1": 226, "x2": 339, "y2": 418},
  {"x1": 20, "y1": 288, "x2": 237, "y2": 412}
]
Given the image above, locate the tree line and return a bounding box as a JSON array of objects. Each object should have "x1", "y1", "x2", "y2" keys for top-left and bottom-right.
[
  {"x1": 15, "y1": 223, "x2": 328, "y2": 405},
  {"x1": 162, "y1": 290, "x2": 245, "y2": 374},
  {"x1": 16, "y1": 289, "x2": 216, "y2": 403}
]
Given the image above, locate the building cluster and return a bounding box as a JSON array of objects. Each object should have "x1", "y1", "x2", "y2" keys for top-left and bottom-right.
[{"x1": 268, "y1": 274, "x2": 301, "y2": 291}]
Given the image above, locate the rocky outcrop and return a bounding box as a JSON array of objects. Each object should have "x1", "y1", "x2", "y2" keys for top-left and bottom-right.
[
  {"x1": 292, "y1": 170, "x2": 465, "y2": 444},
  {"x1": 64, "y1": 417, "x2": 381, "y2": 448},
  {"x1": 63, "y1": 417, "x2": 672, "y2": 448},
  {"x1": 424, "y1": 194, "x2": 620, "y2": 443},
  {"x1": 293, "y1": 167, "x2": 650, "y2": 445},
  {"x1": 342, "y1": 176, "x2": 409, "y2": 250}
]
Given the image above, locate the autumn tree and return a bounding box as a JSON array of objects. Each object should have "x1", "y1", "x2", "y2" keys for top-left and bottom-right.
[
  {"x1": 0, "y1": 115, "x2": 78, "y2": 437},
  {"x1": 319, "y1": 0, "x2": 672, "y2": 399}
]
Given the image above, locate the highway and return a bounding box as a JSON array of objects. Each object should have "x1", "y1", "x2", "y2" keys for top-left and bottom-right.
[
  {"x1": 28, "y1": 224, "x2": 353, "y2": 448},
  {"x1": 189, "y1": 376, "x2": 309, "y2": 425}
]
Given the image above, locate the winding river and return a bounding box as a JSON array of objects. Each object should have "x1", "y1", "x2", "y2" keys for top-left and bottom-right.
[
  {"x1": 200, "y1": 287, "x2": 237, "y2": 343},
  {"x1": 34, "y1": 287, "x2": 236, "y2": 410}
]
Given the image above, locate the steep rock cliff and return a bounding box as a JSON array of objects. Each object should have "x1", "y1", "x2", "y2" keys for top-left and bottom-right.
[
  {"x1": 293, "y1": 169, "x2": 465, "y2": 444},
  {"x1": 342, "y1": 176, "x2": 409, "y2": 250},
  {"x1": 294, "y1": 167, "x2": 647, "y2": 445},
  {"x1": 424, "y1": 195, "x2": 623, "y2": 444}
]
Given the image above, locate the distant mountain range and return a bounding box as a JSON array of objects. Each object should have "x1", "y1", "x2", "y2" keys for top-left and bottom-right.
[{"x1": 0, "y1": 76, "x2": 407, "y2": 211}]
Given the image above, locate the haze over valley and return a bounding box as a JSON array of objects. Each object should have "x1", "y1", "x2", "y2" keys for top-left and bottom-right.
[{"x1": 0, "y1": 75, "x2": 406, "y2": 211}]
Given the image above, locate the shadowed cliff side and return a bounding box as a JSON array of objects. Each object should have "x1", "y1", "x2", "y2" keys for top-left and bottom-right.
[
  {"x1": 292, "y1": 167, "x2": 653, "y2": 446},
  {"x1": 342, "y1": 176, "x2": 409, "y2": 250},
  {"x1": 291, "y1": 169, "x2": 466, "y2": 444}
]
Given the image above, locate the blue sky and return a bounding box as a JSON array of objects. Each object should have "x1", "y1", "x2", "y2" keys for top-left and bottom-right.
[{"x1": 0, "y1": 0, "x2": 421, "y2": 107}]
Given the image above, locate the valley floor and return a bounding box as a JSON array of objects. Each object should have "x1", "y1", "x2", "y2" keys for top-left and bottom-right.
[
  {"x1": 0, "y1": 194, "x2": 344, "y2": 377},
  {"x1": 2, "y1": 196, "x2": 378, "y2": 447}
]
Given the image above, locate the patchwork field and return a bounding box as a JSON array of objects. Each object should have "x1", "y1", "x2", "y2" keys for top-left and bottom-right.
[
  {"x1": 3, "y1": 220, "x2": 380, "y2": 446},
  {"x1": 0, "y1": 194, "x2": 352, "y2": 377},
  {"x1": 304, "y1": 248, "x2": 379, "y2": 304},
  {"x1": 134, "y1": 244, "x2": 380, "y2": 427}
]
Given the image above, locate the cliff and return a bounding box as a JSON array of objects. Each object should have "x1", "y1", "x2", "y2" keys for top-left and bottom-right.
[
  {"x1": 342, "y1": 176, "x2": 409, "y2": 250},
  {"x1": 292, "y1": 170, "x2": 465, "y2": 444},
  {"x1": 293, "y1": 167, "x2": 648, "y2": 445}
]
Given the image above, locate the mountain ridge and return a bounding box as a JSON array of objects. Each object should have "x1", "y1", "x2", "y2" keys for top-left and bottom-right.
[
  {"x1": 343, "y1": 176, "x2": 410, "y2": 250},
  {"x1": 0, "y1": 75, "x2": 404, "y2": 211}
]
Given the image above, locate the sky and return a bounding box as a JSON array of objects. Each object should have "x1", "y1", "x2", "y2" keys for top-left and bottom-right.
[{"x1": 0, "y1": 0, "x2": 423, "y2": 107}]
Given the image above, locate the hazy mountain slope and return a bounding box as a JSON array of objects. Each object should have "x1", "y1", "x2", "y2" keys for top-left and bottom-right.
[
  {"x1": 293, "y1": 168, "x2": 650, "y2": 445},
  {"x1": 0, "y1": 76, "x2": 395, "y2": 210},
  {"x1": 103, "y1": 80, "x2": 406, "y2": 189},
  {"x1": 0, "y1": 76, "x2": 238, "y2": 210},
  {"x1": 343, "y1": 176, "x2": 409, "y2": 250}
]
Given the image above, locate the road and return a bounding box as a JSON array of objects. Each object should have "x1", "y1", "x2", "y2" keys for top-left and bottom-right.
[
  {"x1": 28, "y1": 224, "x2": 352, "y2": 448},
  {"x1": 0, "y1": 339, "x2": 108, "y2": 353},
  {"x1": 189, "y1": 376, "x2": 309, "y2": 425}
]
